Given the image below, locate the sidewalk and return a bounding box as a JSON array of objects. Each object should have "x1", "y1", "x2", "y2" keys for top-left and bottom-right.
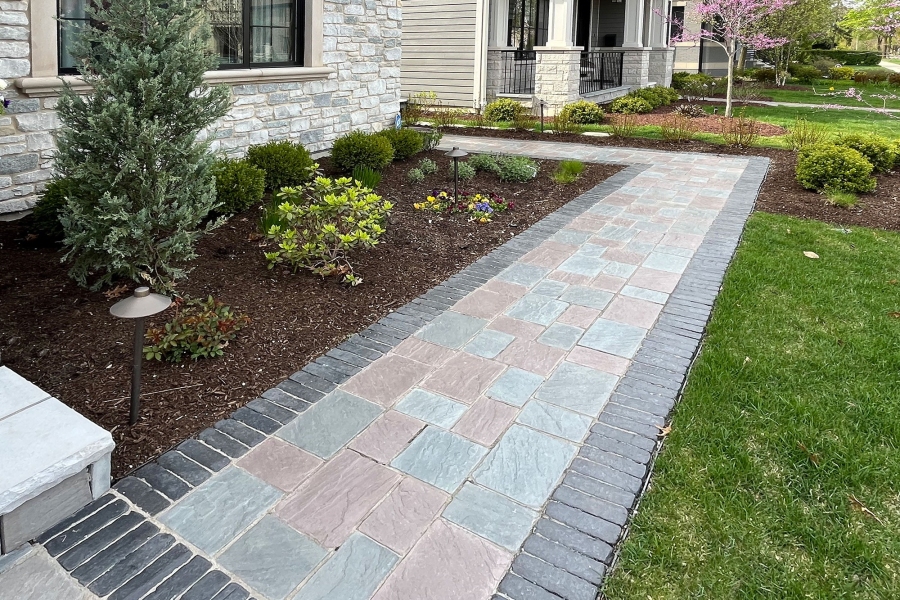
[{"x1": 10, "y1": 136, "x2": 768, "y2": 600}]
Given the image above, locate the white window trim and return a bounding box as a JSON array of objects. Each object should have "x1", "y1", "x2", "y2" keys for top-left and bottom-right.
[{"x1": 16, "y1": 0, "x2": 332, "y2": 97}]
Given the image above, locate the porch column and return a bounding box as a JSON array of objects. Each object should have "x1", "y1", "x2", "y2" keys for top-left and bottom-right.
[
  {"x1": 648, "y1": 0, "x2": 669, "y2": 48},
  {"x1": 545, "y1": 0, "x2": 577, "y2": 48},
  {"x1": 623, "y1": 0, "x2": 646, "y2": 48}
]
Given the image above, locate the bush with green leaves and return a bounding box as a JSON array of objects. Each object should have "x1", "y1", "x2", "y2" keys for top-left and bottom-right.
[
  {"x1": 375, "y1": 128, "x2": 424, "y2": 161},
  {"x1": 144, "y1": 296, "x2": 250, "y2": 362},
  {"x1": 890, "y1": 73, "x2": 900, "y2": 87},
  {"x1": 212, "y1": 158, "x2": 265, "y2": 215},
  {"x1": 331, "y1": 130, "x2": 395, "y2": 173},
  {"x1": 796, "y1": 143, "x2": 876, "y2": 193},
  {"x1": 811, "y1": 57, "x2": 836, "y2": 75},
  {"x1": 790, "y1": 65, "x2": 820, "y2": 84},
  {"x1": 448, "y1": 161, "x2": 476, "y2": 182},
  {"x1": 834, "y1": 133, "x2": 895, "y2": 173},
  {"x1": 553, "y1": 160, "x2": 585, "y2": 184},
  {"x1": 246, "y1": 140, "x2": 314, "y2": 191},
  {"x1": 484, "y1": 98, "x2": 525, "y2": 122},
  {"x1": 407, "y1": 168, "x2": 425, "y2": 183},
  {"x1": 417, "y1": 157, "x2": 438, "y2": 175},
  {"x1": 785, "y1": 117, "x2": 829, "y2": 151},
  {"x1": 30, "y1": 179, "x2": 73, "y2": 242},
  {"x1": 265, "y1": 175, "x2": 393, "y2": 285},
  {"x1": 608, "y1": 96, "x2": 653, "y2": 114},
  {"x1": 468, "y1": 153, "x2": 501, "y2": 175},
  {"x1": 829, "y1": 66, "x2": 855, "y2": 80},
  {"x1": 55, "y1": 0, "x2": 230, "y2": 290},
  {"x1": 497, "y1": 155, "x2": 538, "y2": 182},
  {"x1": 558, "y1": 100, "x2": 605, "y2": 124},
  {"x1": 753, "y1": 68, "x2": 777, "y2": 83},
  {"x1": 421, "y1": 128, "x2": 443, "y2": 151},
  {"x1": 351, "y1": 165, "x2": 382, "y2": 189},
  {"x1": 672, "y1": 71, "x2": 711, "y2": 91},
  {"x1": 628, "y1": 87, "x2": 678, "y2": 109}
]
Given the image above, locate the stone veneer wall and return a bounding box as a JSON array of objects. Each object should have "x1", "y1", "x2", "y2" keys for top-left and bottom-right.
[
  {"x1": 647, "y1": 48, "x2": 674, "y2": 87},
  {"x1": 620, "y1": 48, "x2": 650, "y2": 88},
  {"x1": 485, "y1": 49, "x2": 505, "y2": 103},
  {"x1": 534, "y1": 49, "x2": 581, "y2": 116},
  {"x1": 0, "y1": 0, "x2": 401, "y2": 215}
]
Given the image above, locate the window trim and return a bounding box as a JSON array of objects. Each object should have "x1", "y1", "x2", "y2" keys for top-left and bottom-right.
[
  {"x1": 211, "y1": 0, "x2": 305, "y2": 70},
  {"x1": 18, "y1": 0, "x2": 330, "y2": 97}
]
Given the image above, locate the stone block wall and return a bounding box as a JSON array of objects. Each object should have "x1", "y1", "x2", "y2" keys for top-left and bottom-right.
[
  {"x1": 485, "y1": 49, "x2": 505, "y2": 103},
  {"x1": 0, "y1": 0, "x2": 401, "y2": 215},
  {"x1": 648, "y1": 48, "x2": 674, "y2": 87},
  {"x1": 621, "y1": 48, "x2": 650, "y2": 87},
  {"x1": 534, "y1": 49, "x2": 581, "y2": 116}
]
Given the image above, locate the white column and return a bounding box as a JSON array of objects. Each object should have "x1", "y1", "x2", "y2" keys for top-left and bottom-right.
[
  {"x1": 623, "y1": 0, "x2": 646, "y2": 48},
  {"x1": 545, "y1": 0, "x2": 578, "y2": 48},
  {"x1": 489, "y1": 0, "x2": 511, "y2": 47},
  {"x1": 648, "y1": 0, "x2": 668, "y2": 48}
]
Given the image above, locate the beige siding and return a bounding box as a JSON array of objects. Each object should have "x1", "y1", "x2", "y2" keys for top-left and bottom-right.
[{"x1": 401, "y1": 0, "x2": 479, "y2": 107}]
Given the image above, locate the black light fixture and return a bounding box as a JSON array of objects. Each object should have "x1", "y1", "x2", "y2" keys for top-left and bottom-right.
[
  {"x1": 445, "y1": 146, "x2": 468, "y2": 201},
  {"x1": 110, "y1": 287, "x2": 172, "y2": 425},
  {"x1": 539, "y1": 100, "x2": 546, "y2": 132}
]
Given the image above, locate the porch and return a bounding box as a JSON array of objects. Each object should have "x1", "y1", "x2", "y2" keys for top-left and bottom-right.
[{"x1": 485, "y1": 0, "x2": 673, "y2": 111}]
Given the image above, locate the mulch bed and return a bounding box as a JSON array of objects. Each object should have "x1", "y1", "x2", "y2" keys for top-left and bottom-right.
[
  {"x1": 0, "y1": 151, "x2": 620, "y2": 478},
  {"x1": 609, "y1": 105, "x2": 788, "y2": 136},
  {"x1": 458, "y1": 127, "x2": 900, "y2": 231}
]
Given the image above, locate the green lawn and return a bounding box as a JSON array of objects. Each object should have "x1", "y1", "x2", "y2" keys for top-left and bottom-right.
[
  {"x1": 712, "y1": 104, "x2": 900, "y2": 139},
  {"x1": 603, "y1": 212, "x2": 900, "y2": 600},
  {"x1": 757, "y1": 80, "x2": 900, "y2": 110}
]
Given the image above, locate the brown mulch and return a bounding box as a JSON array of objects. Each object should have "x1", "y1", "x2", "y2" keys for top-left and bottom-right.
[
  {"x1": 0, "y1": 151, "x2": 620, "y2": 478},
  {"x1": 609, "y1": 106, "x2": 788, "y2": 136},
  {"x1": 457, "y1": 127, "x2": 900, "y2": 231}
]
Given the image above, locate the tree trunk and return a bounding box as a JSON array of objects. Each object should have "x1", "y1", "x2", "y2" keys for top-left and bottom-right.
[
  {"x1": 737, "y1": 46, "x2": 747, "y2": 73},
  {"x1": 726, "y1": 39, "x2": 735, "y2": 118}
]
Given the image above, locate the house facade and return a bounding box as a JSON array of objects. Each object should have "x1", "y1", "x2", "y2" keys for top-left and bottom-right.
[
  {"x1": 0, "y1": 0, "x2": 402, "y2": 215},
  {"x1": 401, "y1": 0, "x2": 675, "y2": 113}
]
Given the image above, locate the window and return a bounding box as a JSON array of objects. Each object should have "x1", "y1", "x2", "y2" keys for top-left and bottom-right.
[
  {"x1": 58, "y1": 0, "x2": 89, "y2": 74},
  {"x1": 56, "y1": 0, "x2": 305, "y2": 75},
  {"x1": 669, "y1": 5, "x2": 685, "y2": 42},
  {"x1": 507, "y1": 0, "x2": 550, "y2": 51}
]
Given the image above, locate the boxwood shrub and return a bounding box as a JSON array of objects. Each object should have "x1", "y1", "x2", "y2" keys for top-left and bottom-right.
[
  {"x1": 246, "y1": 140, "x2": 314, "y2": 191},
  {"x1": 376, "y1": 128, "x2": 424, "y2": 161},
  {"x1": 834, "y1": 133, "x2": 895, "y2": 173},
  {"x1": 608, "y1": 96, "x2": 653, "y2": 114},
  {"x1": 558, "y1": 100, "x2": 605, "y2": 124},
  {"x1": 484, "y1": 98, "x2": 525, "y2": 122},
  {"x1": 331, "y1": 130, "x2": 395, "y2": 172},
  {"x1": 796, "y1": 143, "x2": 876, "y2": 193},
  {"x1": 212, "y1": 158, "x2": 266, "y2": 214},
  {"x1": 30, "y1": 178, "x2": 73, "y2": 242}
]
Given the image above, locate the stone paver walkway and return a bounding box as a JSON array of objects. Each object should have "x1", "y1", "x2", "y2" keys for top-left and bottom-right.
[{"x1": 18, "y1": 136, "x2": 768, "y2": 600}]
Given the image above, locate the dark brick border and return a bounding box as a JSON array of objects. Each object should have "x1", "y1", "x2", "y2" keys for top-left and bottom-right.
[
  {"x1": 34, "y1": 156, "x2": 769, "y2": 600},
  {"x1": 495, "y1": 157, "x2": 770, "y2": 600}
]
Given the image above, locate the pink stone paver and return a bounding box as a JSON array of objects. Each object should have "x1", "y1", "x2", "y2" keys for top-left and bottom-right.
[
  {"x1": 349, "y1": 411, "x2": 426, "y2": 464},
  {"x1": 371, "y1": 519, "x2": 512, "y2": 600},
  {"x1": 603, "y1": 249, "x2": 646, "y2": 265},
  {"x1": 236, "y1": 438, "x2": 322, "y2": 492},
  {"x1": 451, "y1": 397, "x2": 518, "y2": 446},
  {"x1": 421, "y1": 353, "x2": 506, "y2": 404},
  {"x1": 496, "y1": 338, "x2": 566, "y2": 376},
  {"x1": 590, "y1": 274, "x2": 627, "y2": 293},
  {"x1": 342, "y1": 354, "x2": 432, "y2": 408},
  {"x1": 481, "y1": 279, "x2": 529, "y2": 298},
  {"x1": 567, "y1": 346, "x2": 631, "y2": 376},
  {"x1": 603, "y1": 296, "x2": 664, "y2": 329},
  {"x1": 453, "y1": 289, "x2": 517, "y2": 320},
  {"x1": 487, "y1": 316, "x2": 545, "y2": 341},
  {"x1": 556, "y1": 305, "x2": 601, "y2": 329},
  {"x1": 547, "y1": 271, "x2": 592, "y2": 286},
  {"x1": 359, "y1": 477, "x2": 448, "y2": 554},
  {"x1": 276, "y1": 449, "x2": 401, "y2": 548},
  {"x1": 628, "y1": 267, "x2": 682, "y2": 294},
  {"x1": 661, "y1": 232, "x2": 704, "y2": 250},
  {"x1": 392, "y1": 337, "x2": 456, "y2": 368}
]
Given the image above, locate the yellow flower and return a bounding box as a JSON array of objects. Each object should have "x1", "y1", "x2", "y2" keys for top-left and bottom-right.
[
  {"x1": 829, "y1": 86, "x2": 834, "y2": 91},
  {"x1": 426, "y1": 196, "x2": 435, "y2": 202},
  {"x1": 468, "y1": 203, "x2": 475, "y2": 210},
  {"x1": 479, "y1": 217, "x2": 488, "y2": 223}
]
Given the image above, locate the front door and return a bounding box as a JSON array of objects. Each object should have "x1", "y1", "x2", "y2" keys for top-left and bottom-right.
[{"x1": 575, "y1": 0, "x2": 592, "y2": 49}]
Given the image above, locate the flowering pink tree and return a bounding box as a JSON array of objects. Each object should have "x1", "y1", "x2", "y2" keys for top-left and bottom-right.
[
  {"x1": 870, "y1": 1, "x2": 900, "y2": 55},
  {"x1": 666, "y1": 0, "x2": 795, "y2": 116}
]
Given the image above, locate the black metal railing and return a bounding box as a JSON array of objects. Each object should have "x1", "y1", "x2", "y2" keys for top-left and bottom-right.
[
  {"x1": 500, "y1": 50, "x2": 536, "y2": 95},
  {"x1": 579, "y1": 51, "x2": 624, "y2": 95}
]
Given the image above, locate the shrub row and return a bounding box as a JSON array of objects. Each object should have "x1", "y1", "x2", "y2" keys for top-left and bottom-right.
[
  {"x1": 795, "y1": 133, "x2": 894, "y2": 194},
  {"x1": 812, "y1": 50, "x2": 881, "y2": 66}
]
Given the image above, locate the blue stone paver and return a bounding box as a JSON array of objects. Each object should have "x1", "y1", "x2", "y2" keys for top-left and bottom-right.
[
  {"x1": 159, "y1": 467, "x2": 281, "y2": 554},
  {"x1": 442, "y1": 483, "x2": 538, "y2": 551},
  {"x1": 35, "y1": 135, "x2": 768, "y2": 600},
  {"x1": 277, "y1": 390, "x2": 381, "y2": 458},
  {"x1": 391, "y1": 426, "x2": 489, "y2": 492}
]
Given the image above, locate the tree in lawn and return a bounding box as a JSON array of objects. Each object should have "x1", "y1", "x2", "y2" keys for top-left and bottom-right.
[
  {"x1": 666, "y1": 0, "x2": 794, "y2": 116},
  {"x1": 57, "y1": 0, "x2": 230, "y2": 290},
  {"x1": 756, "y1": 0, "x2": 838, "y2": 86}
]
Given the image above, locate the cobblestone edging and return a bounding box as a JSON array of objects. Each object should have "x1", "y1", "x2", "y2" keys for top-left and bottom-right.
[{"x1": 32, "y1": 149, "x2": 769, "y2": 600}]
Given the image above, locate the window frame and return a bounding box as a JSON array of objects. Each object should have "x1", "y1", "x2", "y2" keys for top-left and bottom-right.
[{"x1": 55, "y1": 0, "x2": 307, "y2": 76}]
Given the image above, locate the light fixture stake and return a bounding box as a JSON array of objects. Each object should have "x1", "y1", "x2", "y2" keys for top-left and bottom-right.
[{"x1": 444, "y1": 146, "x2": 468, "y2": 202}]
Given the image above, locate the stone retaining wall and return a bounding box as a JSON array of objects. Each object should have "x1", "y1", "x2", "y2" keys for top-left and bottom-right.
[{"x1": 0, "y1": 0, "x2": 401, "y2": 215}]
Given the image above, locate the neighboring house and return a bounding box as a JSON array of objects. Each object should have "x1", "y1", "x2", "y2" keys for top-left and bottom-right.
[
  {"x1": 669, "y1": 0, "x2": 762, "y2": 75},
  {"x1": 0, "y1": 0, "x2": 401, "y2": 215},
  {"x1": 401, "y1": 0, "x2": 675, "y2": 112}
]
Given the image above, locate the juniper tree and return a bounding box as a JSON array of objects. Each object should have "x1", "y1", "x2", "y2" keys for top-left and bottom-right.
[{"x1": 57, "y1": 0, "x2": 230, "y2": 290}]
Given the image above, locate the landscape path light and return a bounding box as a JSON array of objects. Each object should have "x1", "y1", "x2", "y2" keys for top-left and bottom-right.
[
  {"x1": 110, "y1": 287, "x2": 172, "y2": 425},
  {"x1": 445, "y1": 146, "x2": 468, "y2": 202}
]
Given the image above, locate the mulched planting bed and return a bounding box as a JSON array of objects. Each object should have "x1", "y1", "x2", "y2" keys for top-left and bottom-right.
[
  {"x1": 0, "y1": 150, "x2": 619, "y2": 478},
  {"x1": 458, "y1": 128, "x2": 900, "y2": 231},
  {"x1": 618, "y1": 103, "x2": 787, "y2": 136}
]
